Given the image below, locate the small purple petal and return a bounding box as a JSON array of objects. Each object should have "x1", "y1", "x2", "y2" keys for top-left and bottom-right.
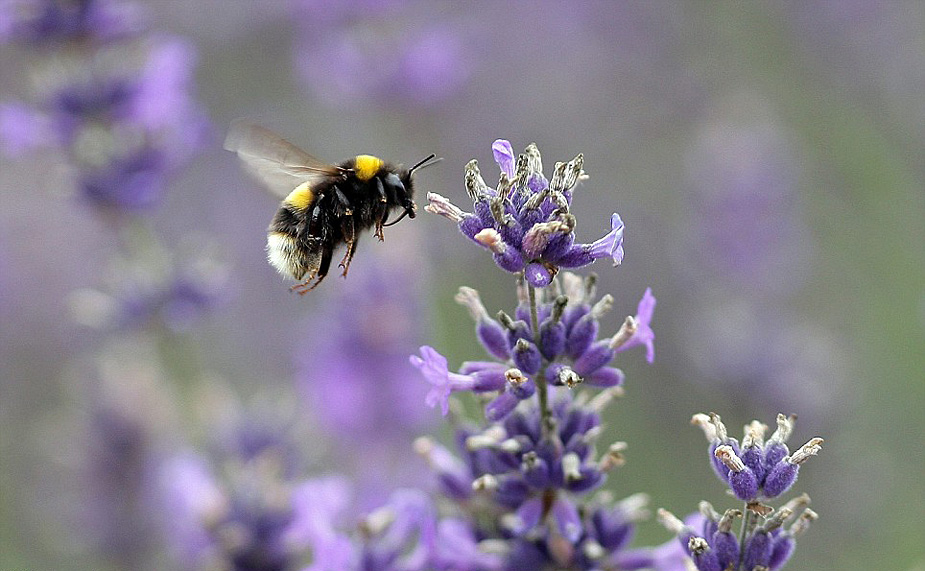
[
  {"x1": 587, "y1": 213, "x2": 625, "y2": 265},
  {"x1": 769, "y1": 534, "x2": 796, "y2": 570},
  {"x1": 539, "y1": 321, "x2": 565, "y2": 360},
  {"x1": 476, "y1": 319, "x2": 511, "y2": 360},
  {"x1": 469, "y1": 367, "x2": 509, "y2": 392},
  {"x1": 410, "y1": 346, "x2": 475, "y2": 415},
  {"x1": 729, "y1": 467, "x2": 759, "y2": 501},
  {"x1": 509, "y1": 378, "x2": 536, "y2": 400},
  {"x1": 552, "y1": 498, "x2": 582, "y2": 543},
  {"x1": 494, "y1": 247, "x2": 526, "y2": 273},
  {"x1": 566, "y1": 314, "x2": 598, "y2": 359},
  {"x1": 616, "y1": 287, "x2": 656, "y2": 363},
  {"x1": 510, "y1": 497, "x2": 544, "y2": 536},
  {"x1": 512, "y1": 340, "x2": 542, "y2": 375},
  {"x1": 711, "y1": 530, "x2": 739, "y2": 570},
  {"x1": 459, "y1": 214, "x2": 486, "y2": 240},
  {"x1": 492, "y1": 139, "x2": 515, "y2": 178}
]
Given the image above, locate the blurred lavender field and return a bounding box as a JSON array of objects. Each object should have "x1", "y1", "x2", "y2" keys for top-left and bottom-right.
[{"x1": 1, "y1": 1, "x2": 923, "y2": 570}]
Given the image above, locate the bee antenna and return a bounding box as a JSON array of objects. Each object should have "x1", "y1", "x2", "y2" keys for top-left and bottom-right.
[{"x1": 409, "y1": 153, "x2": 441, "y2": 175}]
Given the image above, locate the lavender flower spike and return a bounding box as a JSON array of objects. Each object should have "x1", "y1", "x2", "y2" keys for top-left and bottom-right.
[{"x1": 427, "y1": 139, "x2": 626, "y2": 287}]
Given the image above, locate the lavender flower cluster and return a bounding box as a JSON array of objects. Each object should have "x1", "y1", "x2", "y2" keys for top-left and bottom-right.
[
  {"x1": 1, "y1": 0, "x2": 207, "y2": 211},
  {"x1": 655, "y1": 413, "x2": 822, "y2": 571},
  {"x1": 426, "y1": 139, "x2": 625, "y2": 288}
]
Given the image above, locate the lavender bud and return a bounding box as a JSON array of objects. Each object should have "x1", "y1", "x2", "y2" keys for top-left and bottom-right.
[
  {"x1": 743, "y1": 530, "x2": 772, "y2": 570},
  {"x1": 512, "y1": 339, "x2": 542, "y2": 375},
  {"x1": 711, "y1": 530, "x2": 739, "y2": 570},
  {"x1": 762, "y1": 461, "x2": 798, "y2": 499},
  {"x1": 485, "y1": 392, "x2": 519, "y2": 422},
  {"x1": 716, "y1": 445, "x2": 758, "y2": 500},
  {"x1": 538, "y1": 300, "x2": 567, "y2": 360},
  {"x1": 521, "y1": 451, "x2": 550, "y2": 488},
  {"x1": 572, "y1": 341, "x2": 615, "y2": 377},
  {"x1": 587, "y1": 367, "x2": 624, "y2": 388},
  {"x1": 459, "y1": 214, "x2": 487, "y2": 240},
  {"x1": 566, "y1": 314, "x2": 599, "y2": 359},
  {"x1": 688, "y1": 537, "x2": 722, "y2": 571},
  {"x1": 769, "y1": 534, "x2": 796, "y2": 570}
]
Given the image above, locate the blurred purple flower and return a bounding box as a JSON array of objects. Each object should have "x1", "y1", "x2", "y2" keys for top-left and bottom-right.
[
  {"x1": 0, "y1": 0, "x2": 144, "y2": 45},
  {"x1": 157, "y1": 410, "x2": 319, "y2": 570},
  {"x1": 67, "y1": 238, "x2": 231, "y2": 332},
  {"x1": 681, "y1": 108, "x2": 811, "y2": 295},
  {"x1": 68, "y1": 343, "x2": 181, "y2": 567},
  {"x1": 295, "y1": 255, "x2": 434, "y2": 509},
  {"x1": 291, "y1": 0, "x2": 471, "y2": 108},
  {"x1": 0, "y1": 2, "x2": 208, "y2": 212},
  {"x1": 296, "y1": 257, "x2": 433, "y2": 437}
]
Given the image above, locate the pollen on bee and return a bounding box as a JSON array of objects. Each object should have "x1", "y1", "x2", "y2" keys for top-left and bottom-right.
[
  {"x1": 354, "y1": 155, "x2": 383, "y2": 182},
  {"x1": 284, "y1": 181, "x2": 315, "y2": 210}
]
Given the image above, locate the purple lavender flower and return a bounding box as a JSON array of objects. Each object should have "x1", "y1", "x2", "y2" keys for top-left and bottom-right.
[
  {"x1": 657, "y1": 497, "x2": 818, "y2": 571},
  {"x1": 0, "y1": 0, "x2": 144, "y2": 45},
  {"x1": 291, "y1": 0, "x2": 471, "y2": 108},
  {"x1": 0, "y1": 3, "x2": 208, "y2": 212},
  {"x1": 297, "y1": 258, "x2": 433, "y2": 438},
  {"x1": 413, "y1": 389, "x2": 649, "y2": 570},
  {"x1": 691, "y1": 413, "x2": 823, "y2": 502},
  {"x1": 294, "y1": 256, "x2": 436, "y2": 511},
  {"x1": 614, "y1": 286, "x2": 655, "y2": 363},
  {"x1": 651, "y1": 414, "x2": 823, "y2": 571},
  {"x1": 411, "y1": 272, "x2": 653, "y2": 420},
  {"x1": 67, "y1": 238, "x2": 230, "y2": 332},
  {"x1": 425, "y1": 140, "x2": 625, "y2": 288},
  {"x1": 157, "y1": 413, "x2": 320, "y2": 570}
]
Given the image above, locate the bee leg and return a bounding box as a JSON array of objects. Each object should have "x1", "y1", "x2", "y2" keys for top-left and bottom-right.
[
  {"x1": 290, "y1": 279, "x2": 313, "y2": 294},
  {"x1": 339, "y1": 217, "x2": 358, "y2": 276},
  {"x1": 334, "y1": 188, "x2": 353, "y2": 216},
  {"x1": 297, "y1": 241, "x2": 333, "y2": 294},
  {"x1": 374, "y1": 178, "x2": 388, "y2": 241}
]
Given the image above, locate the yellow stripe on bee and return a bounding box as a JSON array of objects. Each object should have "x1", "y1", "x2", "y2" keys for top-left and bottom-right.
[
  {"x1": 354, "y1": 155, "x2": 383, "y2": 182},
  {"x1": 284, "y1": 181, "x2": 315, "y2": 210}
]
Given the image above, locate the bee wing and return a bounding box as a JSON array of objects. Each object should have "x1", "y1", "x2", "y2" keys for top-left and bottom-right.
[{"x1": 224, "y1": 120, "x2": 346, "y2": 199}]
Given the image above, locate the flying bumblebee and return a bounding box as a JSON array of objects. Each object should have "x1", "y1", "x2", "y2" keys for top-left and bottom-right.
[{"x1": 224, "y1": 121, "x2": 437, "y2": 293}]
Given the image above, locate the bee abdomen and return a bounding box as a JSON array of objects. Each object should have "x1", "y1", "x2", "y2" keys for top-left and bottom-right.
[{"x1": 267, "y1": 231, "x2": 318, "y2": 280}]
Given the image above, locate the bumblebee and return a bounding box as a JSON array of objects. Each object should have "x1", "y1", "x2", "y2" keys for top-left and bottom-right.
[{"x1": 224, "y1": 121, "x2": 437, "y2": 293}]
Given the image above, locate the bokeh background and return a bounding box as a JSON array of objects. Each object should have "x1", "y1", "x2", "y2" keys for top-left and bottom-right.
[{"x1": 1, "y1": 1, "x2": 923, "y2": 569}]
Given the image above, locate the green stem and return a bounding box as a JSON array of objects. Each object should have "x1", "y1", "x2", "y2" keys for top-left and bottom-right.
[
  {"x1": 527, "y1": 284, "x2": 551, "y2": 434},
  {"x1": 738, "y1": 504, "x2": 753, "y2": 568}
]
